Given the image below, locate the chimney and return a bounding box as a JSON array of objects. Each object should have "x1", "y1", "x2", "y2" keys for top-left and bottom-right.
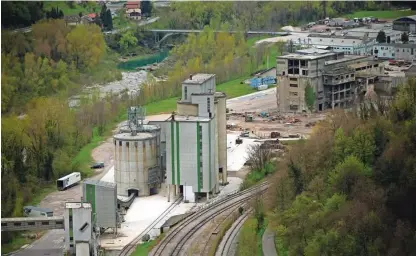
[{"x1": 189, "y1": 74, "x2": 193, "y2": 80}]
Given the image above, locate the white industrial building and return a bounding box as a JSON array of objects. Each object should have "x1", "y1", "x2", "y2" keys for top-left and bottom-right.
[
  {"x1": 346, "y1": 28, "x2": 402, "y2": 43},
  {"x1": 149, "y1": 74, "x2": 227, "y2": 203},
  {"x1": 306, "y1": 34, "x2": 375, "y2": 55},
  {"x1": 373, "y1": 43, "x2": 416, "y2": 61}
]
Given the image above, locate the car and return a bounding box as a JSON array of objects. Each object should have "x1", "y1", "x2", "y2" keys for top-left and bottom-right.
[{"x1": 91, "y1": 162, "x2": 105, "y2": 169}]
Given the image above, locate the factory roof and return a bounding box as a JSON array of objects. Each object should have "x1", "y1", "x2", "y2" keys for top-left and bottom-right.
[
  {"x1": 169, "y1": 115, "x2": 212, "y2": 122},
  {"x1": 375, "y1": 43, "x2": 416, "y2": 49},
  {"x1": 83, "y1": 179, "x2": 116, "y2": 188},
  {"x1": 183, "y1": 73, "x2": 215, "y2": 85},
  {"x1": 325, "y1": 55, "x2": 368, "y2": 65},
  {"x1": 308, "y1": 34, "x2": 362, "y2": 40},
  {"x1": 113, "y1": 132, "x2": 155, "y2": 141},
  {"x1": 279, "y1": 48, "x2": 336, "y2": 60},
  {"x1": 393, "y1": 15, "x2": 416, "y2": 22},
  {"x1": 324, "y1": 66, "x2": 355, "y2": 75}
]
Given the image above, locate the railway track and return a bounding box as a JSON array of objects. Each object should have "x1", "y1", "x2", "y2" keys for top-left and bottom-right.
[
  {"x1": 150, "y1": 181, "x2": 270, "y2": 256},
  {"x1": 118, "y1": 196, "x2": 183, "y2": 256},
  {"x1": 215, "y1": 209, "x2": 252, "y2": 256}
]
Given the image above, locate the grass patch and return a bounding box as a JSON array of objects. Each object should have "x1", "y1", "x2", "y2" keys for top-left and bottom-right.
[
  {"x1": 44, "y1": 2, "x2": 99, "y2": 16},
  {"x1": 280, "y1": 139, "x2": 305, "y2": 146},
  {"x1": 132, "y1": 233, "x2": 166, "y2": 256},
  {"x1": 247, "y1": 35, "x2": 273, "y2": 47},
  {"x1": 2, "y1": 236, "x2": 34, "y2": 254},
  {"x1": 72, "y1": 127, "x2": 103, "y2": 177},
  {"x1": 28, "y1": 185, "x2": 57, "y2": 206},
  {"x1": 344, "y1": 10, "x2": 416, "y2": 19},
  {"x1": 216, "y1": 77, "x2": 257, "y2": 99},
  {"x1": 237, "y1": 217, "x2": 268, "y2": 256},
  {"x1": 240, "y1": 162, "x2": 275, "y2": 190}
]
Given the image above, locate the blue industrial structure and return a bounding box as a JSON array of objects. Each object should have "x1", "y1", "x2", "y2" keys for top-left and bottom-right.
[{"x1": 250, "y1": 76, "x2": 277, "y2": 88}]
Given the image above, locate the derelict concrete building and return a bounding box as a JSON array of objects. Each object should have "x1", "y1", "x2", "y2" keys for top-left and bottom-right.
[{"x1": 276, "y1": 48, "x2": 384, "y2": 112}]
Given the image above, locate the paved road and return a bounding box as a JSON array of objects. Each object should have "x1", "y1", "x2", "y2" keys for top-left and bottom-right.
[
  {"x1": 262, "y1": 228, "x2": 278, "y2": 256},
  {"x1": 12, "y1": 159, "x2": 114, "y2": 256},
  {"x1": 11, "y1": 230, "x2": 65, "y2": 256}
]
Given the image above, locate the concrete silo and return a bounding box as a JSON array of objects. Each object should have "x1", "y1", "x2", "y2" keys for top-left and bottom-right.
[
  {"x1": 215, "y1": 92, "x2": 227, "y2": 184},
  {"x1": 113, "y1": 107, "x2": 161, "y2": 197}
]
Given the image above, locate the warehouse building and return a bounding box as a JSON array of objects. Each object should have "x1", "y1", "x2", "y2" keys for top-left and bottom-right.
[
  {"x1": 276, "y1": 48, "x2": 384, "y2": 112},
  {"x1": 373, "y1": 43, "x2": 416, "y2": 61},
  {"x1": 149, "y1": 74, "x2": 227, "y2": 202},
  {"x1": 306, "y1": 34, "x2": 375, "y2": 55},
  {"x1": 393, "y1": 15, "x2": 416, "y2": 33}
]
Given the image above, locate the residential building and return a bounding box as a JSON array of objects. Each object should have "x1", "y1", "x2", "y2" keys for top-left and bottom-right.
[
  {"x1": 125, "y1": 1, "x2": 141, "y2": 20},
  {"x1": 148, "y1": 74, "x2": 227, "y2": 202},
  {"x1": 64, "y1": 15, "x2": 81, "y2": 26},
  {"x1": 393, "y1": 15, "x2": 416, "y2": 33},
  {"x1": 276, "y1": 48, "x2": 384, "y2": 112},
  {"x1": 373, "y1": 43, "x2": 416, "y2": 61}
]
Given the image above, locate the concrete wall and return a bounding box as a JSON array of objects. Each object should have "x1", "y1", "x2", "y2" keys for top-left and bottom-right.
[
  {"x1": 215, "y1": 95, "x2": 227, "y2": 184},
  {"x1": 191, "y1": 94, "x2": 215, "y2": 117},
  {"x1": 176, "y1": 102, "x2": 198, "y2": 116}
]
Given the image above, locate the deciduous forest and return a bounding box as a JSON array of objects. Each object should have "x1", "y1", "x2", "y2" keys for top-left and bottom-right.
[{"x1": 265, "y1": 81, "x2": 416, "y2": 255}]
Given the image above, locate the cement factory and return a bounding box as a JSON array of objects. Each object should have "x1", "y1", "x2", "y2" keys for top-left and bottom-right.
[{"x1": 2, "y1": 73, "x2": 230, "y2": 256}]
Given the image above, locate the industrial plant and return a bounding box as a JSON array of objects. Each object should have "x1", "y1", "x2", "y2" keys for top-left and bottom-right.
[{"x1": 148, "y1": 73, "x2": 228, "y2": 202}]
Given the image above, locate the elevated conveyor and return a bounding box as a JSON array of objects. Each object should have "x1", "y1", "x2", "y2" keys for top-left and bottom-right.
[
  {"x1": 1, "y1": 216, "x2": 65, "y2": 231},
  {"x1": 117, "y1": 193, "x2": 136, "y2": 210}
]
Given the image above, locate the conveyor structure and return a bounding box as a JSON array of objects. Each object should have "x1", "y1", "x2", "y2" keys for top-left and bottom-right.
[{"x1": 1, "y1": 216, "x2": 65, "y2": 231}]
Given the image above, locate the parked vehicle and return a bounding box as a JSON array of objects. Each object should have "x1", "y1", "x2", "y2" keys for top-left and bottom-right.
[
  {"x1": 57, "y1": 172, "x2": 81, "y2": 191},
  {"x1": 91, "y1": 162, "x2": 105, "y2": 169},
  {"x1": 23, "y1": 206, "x2": 53, "y2": 217}
]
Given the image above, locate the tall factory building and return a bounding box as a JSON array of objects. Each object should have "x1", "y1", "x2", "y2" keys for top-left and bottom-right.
[{"x1": 149, "y1": 74, "x2": 227, "y2": 202}]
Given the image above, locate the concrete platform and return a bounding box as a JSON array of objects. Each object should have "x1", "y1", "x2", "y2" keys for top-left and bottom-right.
[{"x1": 227, "y1": 132, "x2": 260, "y2": 171}]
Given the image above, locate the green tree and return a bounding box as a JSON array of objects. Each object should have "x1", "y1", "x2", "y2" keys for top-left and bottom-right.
[
  {"x1": 119, "y1": 30, "x2": 138, "y2": 54},
  {"x1": 66, "y1": 24, "x2": 106, "y2": 70},
  {"x1": 376, "y1": 30, "x2": 386, "y2": 43},
  {"x1": 305, "y1": 82, "x2": 315, "y2": 111},
  {"x1": 328, "y1": 156, "x2": 371, "y2": 198},
  {"x1": 401, "y1": 32, "x2": 409, "y2": 43},
  {"x1": 141, "y1": 0, "x2": 153, "y2": 17}
]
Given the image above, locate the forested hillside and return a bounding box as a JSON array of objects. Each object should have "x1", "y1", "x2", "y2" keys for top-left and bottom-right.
[
  {"x1": 267, "y1": 80, "x2": 416, "y2": 255},
  {"x1": 154, "y1": 1, "x2": 392, "y2": 30}
]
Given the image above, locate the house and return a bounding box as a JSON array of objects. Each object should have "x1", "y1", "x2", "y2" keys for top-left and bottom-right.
[
  {"x1": 80, "y1": 13, "x2": 97, "y2": 24},
  {"x1": 64, "y1": 15, "x2": 81, "y2": 26},
  {"x1": 125, "y1": 1, "x2": 141, "y2": 20}
]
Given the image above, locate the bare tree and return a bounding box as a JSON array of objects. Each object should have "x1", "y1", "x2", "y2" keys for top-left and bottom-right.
[{"x1": 247, "y1": 143, "x2": 273, "y2": 171}]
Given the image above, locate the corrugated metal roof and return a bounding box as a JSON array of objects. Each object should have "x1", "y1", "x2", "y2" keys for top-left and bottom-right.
[{"x1": 83, "y1": 179, "x2": 116, "y2": 188}]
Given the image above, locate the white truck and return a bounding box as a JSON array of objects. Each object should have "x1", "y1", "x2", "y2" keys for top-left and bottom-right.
[{"x1": 57, "y1": 172, "x2": 81, "y2": 191}]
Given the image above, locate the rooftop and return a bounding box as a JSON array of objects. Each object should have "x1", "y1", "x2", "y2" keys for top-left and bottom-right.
[
  {"x1": 278, "y1": 48, "x2": 337, "y2": 60},
  {"x1": 168, "y1": 115, "x2": 212, "y2": 122},
  {"x1": 376, "y1": 43, "x2": 416, "y2": 49},
  {"x1": 183, "y1": 73, "x2": 215, "y2": 85},
  {"x1": 308, "y1": 34, "x2": 362, "y2": 40},
  {"x1": 324, "y1": 66, "x2": 355, "y2": 75},
  {"x1": 113, "y1": 132, "x2": 155, "y2": 141},
  {"x1": 83, "y1": 179, "x2": 116, "y2": 188},
  {"x1": 325, "y1": 55, "x2": 368, "y2": 65}
]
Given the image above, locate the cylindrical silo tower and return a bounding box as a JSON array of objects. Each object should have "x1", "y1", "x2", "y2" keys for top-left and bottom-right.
[
  {"x1": 215, "y1": 92, "x2": 227, "y2": 184},
  {"x1": 114, "y1": 132, "x2": 159, "y2": 197}
]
